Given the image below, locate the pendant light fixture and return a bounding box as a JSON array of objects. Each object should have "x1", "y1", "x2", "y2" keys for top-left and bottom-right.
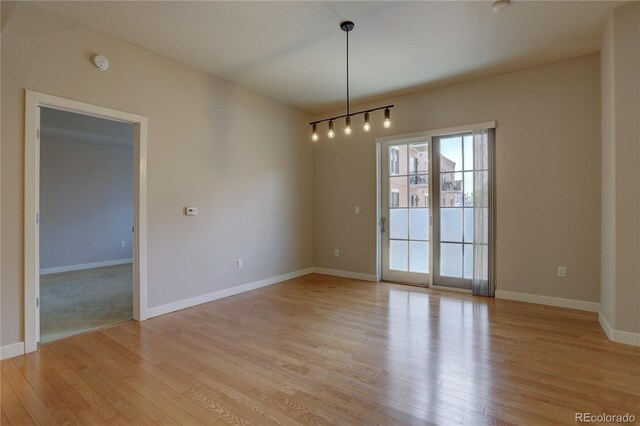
[
  {"x1": 310, "y1": 21, "x2": 394, "y2": 141},
  {"x1": 328, "y1": 120, "x2": 335, "y2": 139},
  {"x1": 363, "y1": 112, "x2": 371, "y2": 132}
]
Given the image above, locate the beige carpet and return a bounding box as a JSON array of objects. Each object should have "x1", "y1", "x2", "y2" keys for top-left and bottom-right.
[{"x1": 40, "y1": 263, "x2": 133, "y2": 343}]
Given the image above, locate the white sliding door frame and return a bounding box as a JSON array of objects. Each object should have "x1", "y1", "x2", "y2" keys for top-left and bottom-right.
[
  {"x1": 375, "y1": 121, "x2": 496, "y2": 290},
  {"x1": 24, "y1": 90, "x2": 148, "y2": 353}
]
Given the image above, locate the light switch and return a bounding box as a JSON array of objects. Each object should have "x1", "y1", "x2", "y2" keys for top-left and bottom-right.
[
  {"x1": 185, "y1": 207, "x2": 198, "y2": 216},
  {"x1": 355, "y1": 206, "x2": 360, "y2": 214}
]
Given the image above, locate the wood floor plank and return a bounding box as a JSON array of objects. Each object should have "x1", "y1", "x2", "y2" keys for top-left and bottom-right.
[
  {"x1": 2, "y1": 361, "x2": 60, "y2": 425},
  {"x1": 1, "y1": 373, "x2": 37, "y2": 426},
  {"x1": 122, "y1": 376, "x2": 206, "y2": 425},
  {"x1": 58, "y1": 368, "x2": 119, "y2": 421},
  {"x1": 2, "y1": 274, "x2": 639, "y2": 425}
]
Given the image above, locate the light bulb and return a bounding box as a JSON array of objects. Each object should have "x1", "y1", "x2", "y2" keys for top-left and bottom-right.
[
  {"x1": 328, "y1": 120, "x2": 335, "y2": 139},
  {"x1": 311, "y1": 123, "x2": 319, "y2": 142},
  {"x1": 344, "y1": 116, "x2": 352, "y2": 135},
  {"x1": 383, "y1": 108, "x2": 392, "y2": 128},
  {"x1": 363, "y1": 112, "x2": 371, "y2": 132}
]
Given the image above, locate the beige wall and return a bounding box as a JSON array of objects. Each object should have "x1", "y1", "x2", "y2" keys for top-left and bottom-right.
[
  {"x1": 600, "y1": 3, "x2": 640, "y2": 334},
  {"x1": 600, "y1": 12, "x2": 616, "y2": 327},
  {"x1": 1, "y1": 3, "x2": 313, "y2": 346},
  {"x1": 314, "y1": 55, "x2": 601, "y2": 303}
]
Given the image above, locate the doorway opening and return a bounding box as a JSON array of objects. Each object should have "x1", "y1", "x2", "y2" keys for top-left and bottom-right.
[
  {"x1": 24, "y1": 90, "x2": 148, "y2": 353},
  {"x1": 39, "y1": 107, "x2": 135, "y2": 343}
]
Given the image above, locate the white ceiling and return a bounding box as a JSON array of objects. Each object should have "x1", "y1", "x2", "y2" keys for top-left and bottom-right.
[{"x1": 34, "y1": 1, "x2": 620, "y2": 113}]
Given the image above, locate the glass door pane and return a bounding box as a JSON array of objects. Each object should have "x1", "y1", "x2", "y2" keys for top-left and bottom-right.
[
  {"x1": 433, "y1": 134, "x2": 474, "y2": 289},
  {"x1": 381, "y1": 140, "x2": 430, "y2": 285}
]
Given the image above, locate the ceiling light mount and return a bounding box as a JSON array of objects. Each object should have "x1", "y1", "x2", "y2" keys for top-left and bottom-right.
[
  {"x1": 340, "y1": 21, "x2": 355, "y2": 32},
  {"x1": 310, "y1": 20, "x2": 394, "y2": 141}
]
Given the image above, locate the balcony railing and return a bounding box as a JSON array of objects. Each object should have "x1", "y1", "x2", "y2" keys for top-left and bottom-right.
[{"x1": 409, "y1": 174, "x2": 428, "y2": 185}]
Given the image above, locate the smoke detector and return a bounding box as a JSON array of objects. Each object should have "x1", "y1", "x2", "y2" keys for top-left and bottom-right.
[
  {"x1": 492, "y1": 0, "x2": 511, "y2": 13},
  {"x1": 92, "y1": 54, "x2": 110, "y2": 71}
]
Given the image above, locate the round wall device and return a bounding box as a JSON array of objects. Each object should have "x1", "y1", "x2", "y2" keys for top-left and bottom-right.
[
  {"x1": 492, "y1": 0, "x2": 511, "y2": 13},
  {"x1": 92, "y1": 54, "x2": 110, "y2": 71}
]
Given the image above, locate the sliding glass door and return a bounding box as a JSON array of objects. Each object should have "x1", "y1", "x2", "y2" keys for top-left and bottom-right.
[{"x1": 381, "y1": 128, "x2": 494, "y2": 293}]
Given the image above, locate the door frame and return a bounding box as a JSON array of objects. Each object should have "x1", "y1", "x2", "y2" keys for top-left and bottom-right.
[
  {"x1": 378, "y1": 137, "x2": 432, "y2": 286},
  {"x1": 376, "y1": 121, "x2": 495, "y2": 289},
  {"x1": 24, "y1": 90, "x2": 149, "y2": 353}
]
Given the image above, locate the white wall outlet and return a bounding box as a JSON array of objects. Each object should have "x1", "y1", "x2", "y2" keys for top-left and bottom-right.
[
  {"x1": 334, "y1": 249, "x2": 340, "y2": 257},
  {"x1": 120, "y1": 241, "x2": 125, "y2": 248},
  {"x1": 237, "y1": 259, "x2": 243, "y2": 269},
  {"x1": 558, "y1": 266, "x2": 567, "y2": 278},
  {"x1": 185, "y1": 207, "x2": 198, "y2": 216},
  {"x1": 354, "y1": 206, "x2": 360, "y2": 215}
]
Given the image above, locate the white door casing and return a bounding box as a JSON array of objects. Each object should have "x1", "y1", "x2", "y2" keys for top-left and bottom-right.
[{"x1": 24, "y1": 90, "x2": 148, "y2": 353}]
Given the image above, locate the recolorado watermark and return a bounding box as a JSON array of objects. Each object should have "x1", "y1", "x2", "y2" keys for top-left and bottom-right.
[{"x1": 575, "y1": 412, "x2": 636, "y2": 423}]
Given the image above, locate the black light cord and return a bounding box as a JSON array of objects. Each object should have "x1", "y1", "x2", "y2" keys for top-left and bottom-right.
[{"x1": 346, "y1": 28, "x2": 350, "y2": 117}]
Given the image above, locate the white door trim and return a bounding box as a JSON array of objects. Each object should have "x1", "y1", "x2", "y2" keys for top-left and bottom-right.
[{"x1": 24, "y1": 90, "x2": 148, "y2": 354}]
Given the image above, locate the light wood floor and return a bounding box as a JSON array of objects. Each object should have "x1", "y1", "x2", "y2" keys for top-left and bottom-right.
[{"x1": 2, "y1": 274, "x2": 639, "y2": 425}]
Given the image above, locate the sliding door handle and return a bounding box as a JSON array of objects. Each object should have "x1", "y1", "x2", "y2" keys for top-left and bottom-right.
[{"x1": 380, "y1": 217, "x2": 386, "y2": 233}]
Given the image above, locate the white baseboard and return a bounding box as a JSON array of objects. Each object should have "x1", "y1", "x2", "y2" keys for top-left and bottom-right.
[
  {"x1": 311, "y1": 267, "x2": 379, "y2": 282},
  {"x1": 40, "y1": 258, "x2": 133, "y2": 275},
  {"x1": 1, "y1": 342, "x2": 25, "y2": 360},
  {"x1": 599, "y1": 312, "x2": 640, "y2": 346},
  {"x1": 495, "y1": 290, "x2": 600, "y2": 312},
  {"x1": 147, "y1": 267, "x2": 315, "y2": 318}
]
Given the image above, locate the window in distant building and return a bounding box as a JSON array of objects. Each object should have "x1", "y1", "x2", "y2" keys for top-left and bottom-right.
[
  {"x1": 391, "y1": 189, "x2": 400, "y2": 207},
  {"x1": 391, "y1": 148, "x2": 400, "y2": 175},
  {"x1": 410, "y1": 156, "x2": 418, "y2": 174}
]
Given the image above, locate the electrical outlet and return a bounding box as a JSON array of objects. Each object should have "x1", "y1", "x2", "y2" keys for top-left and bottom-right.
[
  {"x1": 237, "y1": 259, "x2": 243, "y2": 269},
  {"x1": 120, "y1": 241, "x2": 125, "y2": 248},
  {"x1": 558, "y1": 266, "x2": 567, "y2": 278},
  {"x1": 334, "y1": 249, "x2": 340, "y2": 257},
  {"x1": 185, "y1": 207, "x2": 198, "y2": 216}
]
